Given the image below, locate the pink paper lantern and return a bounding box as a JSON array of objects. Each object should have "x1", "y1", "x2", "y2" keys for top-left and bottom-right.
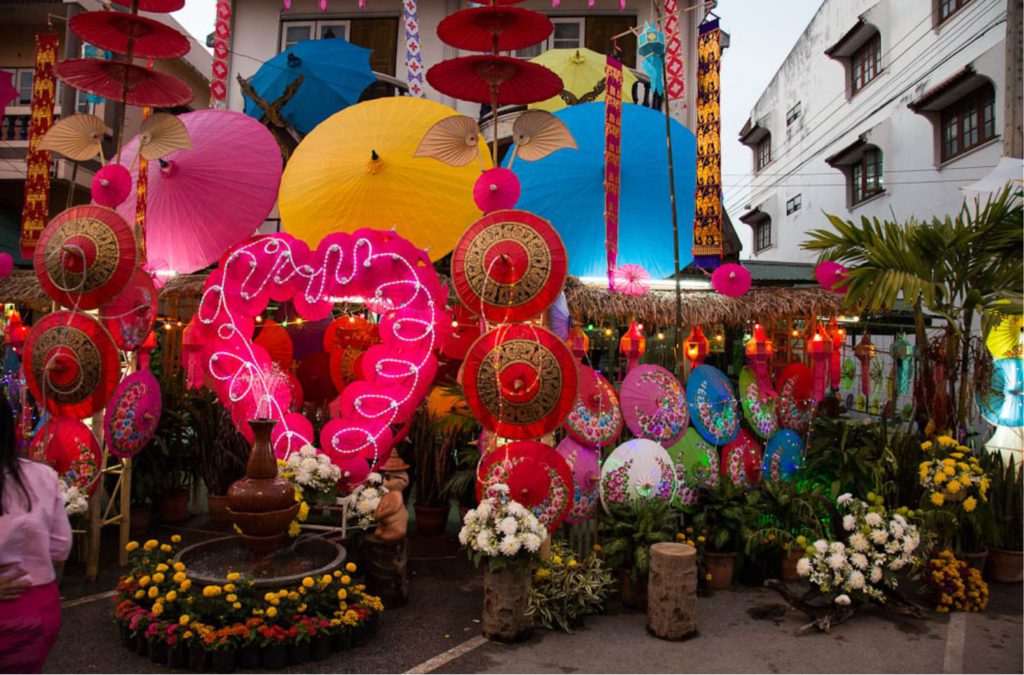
[
  {"x1": 815, "y1": 260, "x2": 849, "y2": 293},
  {"x1": 712, "y1": 263, "x2": 751, "y2": 297},
  {"x1": 91, "y1": 164, "x2": 133, "y2": 208},
  {"x1": 472, "y1": 168, "x2": 520, "y2": 213}
]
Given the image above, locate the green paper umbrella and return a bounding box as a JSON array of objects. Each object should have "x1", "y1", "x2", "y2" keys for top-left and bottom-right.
[
  {"x1": 740, "y1": 366, "x2": 778, "y2": 440},
  {"x1": 665, "y1": 428, "x2": 719, "y2": 507}
]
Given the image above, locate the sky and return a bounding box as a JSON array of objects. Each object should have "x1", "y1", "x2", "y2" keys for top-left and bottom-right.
[{"x1": 170, "y1": 0, "x2": 824, "y2": 255}]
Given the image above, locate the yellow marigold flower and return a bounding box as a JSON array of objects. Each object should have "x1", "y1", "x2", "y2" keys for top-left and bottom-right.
[
  {"x1": 302, "y1": 577, "x2": 315, "y2": 588},
  {"x1": 202, "y1": 585, "x2": 222, "y2": 598},
  {"x1": 170, "y1": 534, "x2": 182, "y2": 544},
  {"x1": 950, "y1": 452, "x2": 964, "y2": 459},
  {"x1": 963, "y1": 497, "x2": 977, "y2": 513},
  {"x1": 266, "y1": 607, "x2": 278, "y2": 618},
  {"x1": 180, "y1": 579, "x2": 192, "y2": 591},
  {"x1": 152, "y1": 573, "x2": 165, "y2": 584},
  {"x1": 138, "y1": 575, "x2": 151, "y2": 587},
  {"x1": 337, "y1": 589, "x2": 347, "y2": 600},
  {"x1": 676, "y1": 533, "x2": 686, "y2": 541},
  {"x1": 223, "y1": 583, "x2": 236, "y2": 593},
  {"x1": 697, "y1": 535, "x2": 706, "y2": 543},
  {"x1": 288, "y1": 592, "x2": 299, "y2": 602},
  {"x1": 226, "y1": 594, "x2": 238, "y2": 603},
  {"x1": 277, "y1": 589, "x2": 288, "y2": 598},
  {"x1": 155, "y1": 563, "x2": 168, "y2": 572},
  {"x1": 179, "y1": 614, "x2": 191, "y2": 625},
  {"x1": 345, "y1": 562, "x2": 357, "y2": 573},
  {"x1": 297, "y1": 603, "x2": 307, "y2": 613},
  {"x1": 226, "y1": 572, "x2": 240, "y2": 582},
  {"x1": 172, "y1": 572, "x2": 187, "y2": 584},
  {"x1": 152, "y1": 603, "x2": 164, "y2": 617},
  {"x1": 160, "y1": 544, "x2": 172, "y2": 553},
  {"x1": 148, "y1": 586, "x2": 160, "y2": 599},
  {"x1": 552, "y1": 555, "x2": 563, "y2": 566},
  {"x1": 288, "y1": 522, "x2": 301, "y2": 537},
  {"x1": 340, "y1": 575, "x2": 351, "y2": 585},
  {"x1": 172, "y1": 562, "x2": 185, "y2": 572},
  {"x1": 920, "y1": 441, "x2": 934, "y2": 451},
  {"x1": 143, "y1": 539, "x2": 159, "y2": 551},
  {"x1": 593, "y1": 544, "x2": 602, "y2": 552},
  {"x1": 947, "y1": 480, "x2": 962, "y2": 494},
  {"x1": 134, "y1": 590, "x2": 145, "y2": 600},
  {"x1": 931, "y1": 492, "x2": 946, "y2": 506},
  {"x1": 126, "y1": 541, "x2": 140, "y2": 552},
  {"x1": 705, "y1": 573, "x2": 712, "y2": 581},
  {"x1": 165, "y1": 590, "x2": 178, "y2": 602},
  {"x1": 263, "y1": 592, "x2": 276, "y2": 602},
  {"x1": 298, "y1": 502, "x2": 310, "y2": 521},
  {"x1": 935, "y1": 472, "x2": 948, "y2": 484},
  {"x1": 568, "y1": 559, "x2": 578, "y2": 568},
  {"x1": 937, "y1": 435, "x2": 956, "y2": 446},
  {"x1": 232, "y1": 602, "x2": 241, "y2": 609},
  {"x1": 321, "y1": 574, "x2": 333, "y2": 585}
]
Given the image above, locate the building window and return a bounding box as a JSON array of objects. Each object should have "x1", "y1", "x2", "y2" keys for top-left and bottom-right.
[
  {"x1": 938, "y1": 0, "x2": 971, "y2": 23},
  {"x1": 14, "y1": 68, "x2": 33, "y2": 105},
  {"x1": 851, "y1": 148, "x2": 884, "y2": 204},
  {"x1": 940, "y1": 84, "x2": 996, "y2": 161},
  {"x1": 281, "y1": 19, "x2": 351, "y2": 51},
  {"x1": 756, "y1": 135, "x2": 772, "y2": 171},
  {"x1": 786, "y1": 102, "x2": 801, "y2": 127},
  {"x1": 851, "y1": 33, "x2": 881, "y2": 95},
  {"x1": 754, "y1": 219, "x2": 772, "y2": 252},
  {"x1": 786, "y1": 194, "x2": 802, "y2": 215},
  {"x1": 515, "y1": 17, "x2": 585, "y2": 58}
]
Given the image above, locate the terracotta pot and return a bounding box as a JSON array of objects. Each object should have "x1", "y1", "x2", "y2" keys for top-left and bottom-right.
[
  {"x1": 482, "y1": 564, "x2": 532, "y2": 642},
  {"x1": 156, "y1": 488, "x2": 189, "y2": 524},
  {"x1": 781, "y1": 549, "x2": 803, "y2": 581},
  {"x1": 129, "y1": 505, "x2": 152, "y2": 536},
  {"x1": 705, "y1": 551, "x2": 736, "y2": 590},
  {"x1": 414, "y1": 504, "x2": 449, "y2": 536},
  {"x1": 986, "y1": 548, "x2": 1023, "y2": 584},
  {"x1": 618, "y1": 567, "x2": 648, "y2": 610},
  {"x1": 960, "y1": 549, "x2": 988, "y2": 574},
  {"x1": 207, "y1": 493, "x2": 232, "y2": 523}
]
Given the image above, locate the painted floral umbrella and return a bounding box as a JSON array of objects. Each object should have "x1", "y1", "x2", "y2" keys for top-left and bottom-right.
[
  {"x1": 600, "y1": 438, "x2": 676, "y2": 511},
  {"x1": 476, "y1": 440, "x2": 574, "y2": 532},
  {"x1": 117, "y1": 109, "x2": 282, "y2": 275},
  {"x1": 99, "y1": 268, "x2": 157, "y2": 352},
  {"x1": 761, "y1": 429, "x2": 804, "y2": 482},
  {"x1": 555, "y1": 435, "x2": 600, "y2": 525},
  {"x1": 720, "y1": 429, "x2": 763, "y2": 487},
  {"x1": 104, "y1": 369, "x2": 162, "y2": 459},
  {"x1": 665, "y1": 428, "x2": 719, "y2": 506},
  {"x1": 30, "y1": 417, "x2": 102, "y2": 494},
  {"x1": 776, "y1": 362, "x2": 814, "y2": 434},
  {"x1": 739, "y1": 366, "x2": 778, "y2": 440},
  {"x1": 620, "y1": 364, "x2": 688, "y2": 446},
  {"x1": 686, "y1": 365, "x2": 739, "y2": 446},
  {"x1": 564, "y1": 365, "x2": 623, "y2": 447}
]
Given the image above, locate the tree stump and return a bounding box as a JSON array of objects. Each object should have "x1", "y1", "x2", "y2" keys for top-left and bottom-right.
[
  {"x1": 362, "y1": 534, "x2": 409, "y2": 608},
  {"x1": 482, "y1": 564, "x2": 532, "y2": 643},
  {"x1": 647, "y1": 543, "x2": 698, "y2": 640}
]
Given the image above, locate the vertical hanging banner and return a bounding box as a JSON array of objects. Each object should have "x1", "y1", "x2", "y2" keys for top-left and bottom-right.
[
  {"x1": 403, "y1": 0, "x2": 425, "y2": 97},
  {"x1": 604, "y1": 55, "x2": 623, "y2": 291},
  {"x1": 210, "y1": 0, "x2": 232, "y2": 105},
  {"x1": 136, "y1": 106, "x2": 152, "y2": 264},
  {"x1": 692, "y1": 19, "x2": 722, "y2": 268},
  {"x1": 663, "y1": 0, "x2": 686, "y2": 118},
  {"x1": 20, "y1": 33, "x2": 58, "y2": 259}
]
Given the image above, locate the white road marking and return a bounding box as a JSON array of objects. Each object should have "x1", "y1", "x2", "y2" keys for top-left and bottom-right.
[{"x1": 404, "y1": 634, "x2": 489, "y2": 674}]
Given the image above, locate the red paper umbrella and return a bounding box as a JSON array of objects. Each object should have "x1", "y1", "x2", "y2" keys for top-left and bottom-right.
[
  {"x1": 438, "y1": 6, "x2": 553, "y2": 53},
  {"x1": 329, "y1": 347, "x2": 364, "y2": 393},
  {"x1": 110, "y1": 0, "x2": 185, "y2": 12},
  {"x1": 475, "y1": 440, "x2": 574, "y2": 532},
  {"x1": 452, "y1": 209, "x2": 568, "y2": 324},
  {"x1": 53, "y1": 59, "x2": 193, "y2": 108},
  {"x1": 323, "y1": 315, "x2": 378, "y2": 352},
  {"x1": 776, "y1": 362, "x2": 814, "y2": 433},
  {"x1": 815, "y1": 260, "x2": 849, "y2": 293},
  {"x1": 463, "y1": 324, "x2": 578, "y2": 440},
  {"x1": 254, "y1": 320, "x2": 294, "y2": 370},
  {"x1": 91, "y1": 164, "x2": 133, "y2": 208},
  {"x1": 426, "y1": 55, "x2": 563, "y2": 106},
  {"x1": 564, "y1": 366, "x2": 623, "y2": 447},
  {"x1": 24, "y1": 312, "x2": 121, "y2": 419},
  {"x1": 297, "y1": 351, "x2": 338, "y2": 404},
  {"x1": 69, "y1": 12, "x2": 190, "y2": 59},
  {"x1": 104, "y1": 369, "x2": 162, "y2": 459},
  {"x1": 34, "y1": 205, "x2": 137, "y2": 310},
  {"x1": 99, "y1": 269, "x2": 158, "y2": 351},
  {"x1": 30, "y1": 417, "x2": 103, "y2": 495},
  {"x1": 441, "y1": 303, "x2": 482, "y2": 361}
]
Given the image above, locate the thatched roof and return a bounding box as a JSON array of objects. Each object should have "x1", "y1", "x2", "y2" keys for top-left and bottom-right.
[{"x1": 563, "y1": 277, "x2": 843, "y2": 327}]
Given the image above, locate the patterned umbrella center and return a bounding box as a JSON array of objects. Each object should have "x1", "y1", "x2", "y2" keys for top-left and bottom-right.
[
  {"x1": 44, "y1": 216, "x2": 119, "y2": 292},
  {"x1": 464, "y1": 219, "x2": 551, "y2": 307},
  {"x1": 483, "y1": 240, "x2": 529, "y2": 285},
  {"x1": 498, "y1": 361, "x2": 539, "y2": 404},
  {"x1": 477, "y1": 338, "x2": 562, "y2": 423},
  {"x1": 60, "y1": 234, "x2": 98, "y2": 273},
  {"x1": 475, "y1": 60, "x2": 517, "y2": 86},
  {"x1": 32, "y1": 327, "x2": 100, "y2": 403}
]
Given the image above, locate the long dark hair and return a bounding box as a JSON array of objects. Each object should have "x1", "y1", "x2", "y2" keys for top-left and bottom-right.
[{"x1": 0, "y1": 390, "x2": 30, "y2": 515}]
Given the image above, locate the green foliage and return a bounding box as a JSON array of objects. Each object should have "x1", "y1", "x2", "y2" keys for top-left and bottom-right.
[
  {"x1": 747, "y1": 480, "x2": 829, "y2": 555},
  {"x1": 599, "y1": 499, "x2": 677, "y2": 583},
  {"x1": 688, "y1": 480, "x2": 755, "y2": 553},
  {"x1": 405, "y1": 395, "x2": 477, "y2": 507},
  {"x1": 983, "y1": 453, "x2": 1023, "y2": 551},
  {"x1": 527, "y1": 541, "x2": 615, "y2": 632},
  {"x1": 183, "y1": 391, "x2": 249, "y2": 495},
  {"x1": 804, "y1": 416, "x2": 904, "y2": 502}
]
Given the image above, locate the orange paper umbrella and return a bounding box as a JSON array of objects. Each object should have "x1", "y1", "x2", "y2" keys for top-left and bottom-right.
[
  {"x1": 254, "y1": 320, "x2": 294, "y2": 370},
  {"x1": 33, "y1": 205, "x2": 138, "y2": 310},
  {"x1": 99, "y1": 268, "x2": 158, "y2": 351},
  {"x1": 30, "y1": 417, "x2": 103, "y2": 495},
  {"x1": 69, "y1": 12, "x2": 190, "y2": 59},
  {"x1": 463, "y1": 324, "x2": 578, "y2": 440},
  {"x1": 437, "y1": 6, "x2": 553, "y2": 52},
  {"x1": 452, "y1": 209, "x2": 567, "y2": 324},
  {"x1": 323, "y1": 315, "x2": 377, "y2": 352},
  {"x1": 426, "y1": 55, "x2": 563, "y2": 106},
  {"x1": 24, "y1": 311, "x2": 121, "y2": 419},
  {"x1": 53, "y1": 59, "x2": 194, "y2": 108}
]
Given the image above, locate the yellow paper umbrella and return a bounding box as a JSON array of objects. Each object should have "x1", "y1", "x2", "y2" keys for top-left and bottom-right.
[
  {"x1": 987, "y1": 313, "x2": 1024, "y2": 359},
  {"x1": 279, "y1": 97, "x2": 492, "y2": 259},
  {"x1": 529, "y1": 48, "x2": 638, "y2": 113}
]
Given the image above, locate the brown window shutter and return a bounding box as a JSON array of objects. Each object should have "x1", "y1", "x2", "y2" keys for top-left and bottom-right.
[{"x1": 585, "y1": 15, "x2": 637, "y2": 68}]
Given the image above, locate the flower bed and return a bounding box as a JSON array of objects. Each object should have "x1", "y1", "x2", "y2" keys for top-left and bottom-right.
[{"x1": 113, "y1": 537, "x2": 383, "y2": 670}]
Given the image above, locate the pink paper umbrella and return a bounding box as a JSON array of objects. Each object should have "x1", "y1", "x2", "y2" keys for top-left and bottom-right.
[
  {"x1": 711, "y1": 262, "x2": 751, "y2": 297},
  {"x1": 556, "y1": 435, "x2": 600, "y2": 524},
  {"x1": 104, "y1": 370, "x2": 162, "y2": 459},
  {"x1": 473, "y1": 167, "x2": 520, "y2": 213},
  {"x1": 815, "y1": 260, "x2": 849, "y2": 293},
  {"x1": 91, "y1": 164, "x2": 133, "y2": 208},
  {"x1": 620, "y1": 364, "x2": 688, "y2": 446},
  {"x1": 272, "y1": 411, "x2": 313, "y2": 460},
  {"x1": 116, "y1": 109, "x2": 282, "y2": 275},
  {"x1": 99, "y1": 268, "x2": 158, "y2": 351},
  {"x1": 612, "y1": 263, "x2": 651, "y2": 296}
]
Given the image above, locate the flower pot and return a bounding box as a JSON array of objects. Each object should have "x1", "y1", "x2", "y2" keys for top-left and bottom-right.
[
  {"x1": 330, "y1": 629, "x2": 352, "y2": 652},
  {"x1": 414, "y1": 504, "x2": 449, "y2": 536},
  {"x1": 705, "y1": 551, "x2": 736, "y2": 590},
  {"x1": 960, "y1": 549, "x2": 988, "y2": 573},
  {"x1": 187, "y1": 644, "x2": 207, "y2": 672},
  {"x1": 157, "y1": 488, "x2": 190, "y2": 524},
  {"x1": 148, "y1": 638, "x2": 168, "y2": 664},
  {"x1": 352, "y1": 623, "x2": 371, "y2": 647},
  {"x1": 130, "y1": 505, "x2": 152, "y2": 536},
  {"x1": 118, "y1": 622, "x2": 131, "y2": 647},
  {"x1": 238, "y1": 644, "x2": 260, "y2": 668},
  {"x1": 986, "y1": 548, "x2": 1024, "y2": 583},
  {"x1": 206, "y1": 493, "x2": 232, "y2": 523},
  {"x1": 260, "y1": 644, "x2": 288, "y2": 669},
  {"x1": 618, "y1": 568, "x2": 648, "y2": 610},
  {"x1": 134, "y1": 632, "x2": 150, "y2": 657},
  {"x1": 210, "y1": 648, "x2": 237, "y2": 673},
  {"x1": 287, "y1": 642, "x2": 310, "y2": 665},
  {"x1": 311, "y1": 635, "x2": 332, "y2": 660},
  {"x1": 781, "y1": 549, "x2": 804, "y2": 581},
  {"x1": 482, "y1": 563, "x2": 532, "y2": 643},
  {"x1": 169, "y1": 643, "x2": 190, "y2": 669}
]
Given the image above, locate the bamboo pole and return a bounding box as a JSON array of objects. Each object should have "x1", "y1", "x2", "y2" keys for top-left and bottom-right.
[{"x1": 660, "y1": 39, "x2": 684, "y2": 377}]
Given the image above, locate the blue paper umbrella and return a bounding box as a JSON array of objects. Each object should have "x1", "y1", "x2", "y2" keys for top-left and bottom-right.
[
  {"x1": 243, "y1": 39, "x2": 376, "y2": 135},
  {"x1": 686, "y1": 365, "x2": 739, "y2": 445},
  {"x1": 762, "y1": 429, "x2": 804, "y2": 481},
  {"x1": 978, "y1": 358, "x2": 1024, "y2": 427},
  {"x1": 507, "y1": 102, "x2": 696, "y2": 279}
]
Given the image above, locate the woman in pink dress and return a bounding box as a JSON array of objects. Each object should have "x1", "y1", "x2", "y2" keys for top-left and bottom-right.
[{"x1": 0, "y1": 392, "x2": 72, "y2": 673}]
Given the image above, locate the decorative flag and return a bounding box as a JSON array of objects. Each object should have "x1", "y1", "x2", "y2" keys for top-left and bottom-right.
[
  {"x1": 210, "y1": 0, "x2": 232, "y2": 105},
  {"x1": 604, "y1": 55, "x2": 623, "y2": 292},
  {"x1": 663, "y1": 0, "x2": 685, "y2": 118},
  {"x1": 692, "y1": 19, "x2": 722, "y2": 269},
  {"x1": 403, "y1": 0, "x2": 425, "y2": 98},
  {"x1": 136, "y1": 106, "x2": 151, "y2": 264},
  {"x1": 20, "y1": 33, "x2": 58, "y2": 259}
]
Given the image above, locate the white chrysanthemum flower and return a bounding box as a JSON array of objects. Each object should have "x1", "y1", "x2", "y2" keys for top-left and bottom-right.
[
  {"x1": 870, "y1": 529, "x2": 888, "y2": 545},
  {"x1": 847, "y1": 570, "x2": 866, "y2": 590},
  {"x1": 848, "y1": 532, "x2": 869, "y2": 552},
  {"x1": 837, "y1": 493, "x2": 853, "y2": 505},
  {"x1": 796, "y1": 558, "x2": 812, "y2": 577},
  {"x1": 827, "y1": 552, "x2": 847, "y2": 570},
  {"x1": 367, "y1": 472, "x2": 382, "y2": 485},
  {"x1": 490, "y1": 483, "x2": 510, "y2": 495},
  {"x1": 475, "y1": 502, "x2": 492, "y2": 519},
  {"x1": 522, "y1": 533, "x2": 542, "y2": 552},
  {"x1": 889, "y1": 558, "x2": 906, "y2": 571},
  {"x1": 850, "y1": 553, "x2": 868, "y2": 570},
  {"x1": 475, "y1": 531, "x2": 491, "y2": 550},
  {"x1": 498, "y1": 536, "x2": 521, "y2": 556},
  {"x1": 842, "y1": 515, "x2": 856, "y2": 531},
  {"x1": 870, "y1": 566, "x2": 883, "y2": 583},
  {"x1": 865, "y1": 512, "x2": 883, "y2": 527},
  {"x1": 458, "y1": 527, "x2": 469, "y2": 545},
  {"x1": 835, "y1": 594, "x2": 851, "y2": 606},
  {"x1": 496, "y1": 516, "x2": 518, "y2": 536},
  {"x1": 813, "y1": 539, "x2": 829, "y2": 554},
  {"x1": 829, "y1": 541, "x2": 846, "y2": 554},
  {"x1": 889, "y1": 522, "x2": 904, "y2": 538},
  {"x1": 507, "y1": 501, "x2": 527, "y2": 517}
]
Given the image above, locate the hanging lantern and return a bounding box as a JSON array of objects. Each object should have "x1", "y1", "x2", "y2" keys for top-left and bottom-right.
[
  {"x1": 806, "y1": 323, "x2": 830, "y2": 403},
  {"x1": 4, "y1": 310, "x2": 29, "y2": 354},
  {"x1": 683, "y1": 325, "x2": 709, "y2": 371},
  {"x1": 619, "y1": 321, "x2": 646, "y2": 373},
  {"x1": 854, "y1": 332, "x2": 876, "y2": 398},
  {"x1": 827, "y1": 317, "x2": 846, "y2": 392},
  {"x1": 568, "y1": 326, "x2": 589, "y2": 361},
  {"x1": 744, "y1": 323, "x2": 776, "y2": 396},
  {"x1": 182, "y1": 318, "x2": 205, "y2": 390},
  {"x1": 139, "y1": 330, "x2": 159, "y2": 370}
]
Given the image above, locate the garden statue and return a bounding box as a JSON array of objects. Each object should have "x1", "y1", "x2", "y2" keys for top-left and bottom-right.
[
  {"x1": 364, "y1": 448, "x2": 411, "y2": 606},
  {"x1": 374, "y1": 451, "x2": 411, "y2": 542}
]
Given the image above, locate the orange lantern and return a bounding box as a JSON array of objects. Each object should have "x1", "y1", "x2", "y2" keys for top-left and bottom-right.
[
  {"x1": 827, "y1": 317, "x2": 846, "y2": 390},
  {"x1": 568, "y1": 326, "x2": 589, "y2": 360},
  {"x1": 619, "y1": 321, "x2": 646, "y2": 373},
  {"x1": 683, "y1": 325, "x2": 709, "y2": 370},
  {"x1": 4, "y1": 310, "x2": 29, "y2": 354},
  {"x1": 806, "y1": 323, "x2": 830, "y2": 402},
  {"x1": 744, "y1": 323, "x2": 775, "y2": 394}
]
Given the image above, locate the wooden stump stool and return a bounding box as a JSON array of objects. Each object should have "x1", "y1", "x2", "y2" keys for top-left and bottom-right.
[
  {"x1": 647, "y1": 543, "x2": 698, "y2": 640},
  {"x1": 362, "y1": 534, "x2": 409, "y2": 607}
]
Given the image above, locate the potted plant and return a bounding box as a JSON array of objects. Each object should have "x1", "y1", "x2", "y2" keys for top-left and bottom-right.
[
  {"x1": 527, "y1": 541, "x2": 615, "y2": 631},
  {"x1": 407, "y1": 405, "x2": 473, "y2": 535},
  {"x1": 748, "y1": 481, "x2": 828, "y2": 582},
  {"x1": 984, "y1": 453, "x2": 1023, "y2": 583},
  {"x1": 143, "y1": 395, "x2": 198, "y2": 524},
  {"x1": 600, "y1": 498, "x2": 677, "y2": 609},
  {"x1": 690, "y1": 480, "x2": 754, "y2": 590},
  {"x1": 188, "y1": 393, "x2": 249, "y2": 522}
]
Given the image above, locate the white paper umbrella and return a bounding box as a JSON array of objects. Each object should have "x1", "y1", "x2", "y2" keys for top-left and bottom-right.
[{"x1": 599, "y1": 438, "x2": 676, "y2": 511}]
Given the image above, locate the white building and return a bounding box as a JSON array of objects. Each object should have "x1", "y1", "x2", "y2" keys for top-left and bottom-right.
[{"x1": 734, "y1": 0, "x2": 1020, "y2": 263}]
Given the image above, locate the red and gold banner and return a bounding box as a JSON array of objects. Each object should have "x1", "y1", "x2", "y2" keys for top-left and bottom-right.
[
  {"x1": 663, "y1": 0, "x2": 685, "y2": 118},
  {"x1": 136, "y1": 106, "x2": 151, "y2": 263},
  {"x1": 693, "y1": 19, "x2": 722, "y2": 268},
  {"x1": 210, "y1": 0, "x2": 232, "y2": 104},
  {"x1": 20, "y1": 32, "x2": 59, "y2": 258},
  {"x1": 604, "y1": 55, "x2": 623, "y2": 291}
]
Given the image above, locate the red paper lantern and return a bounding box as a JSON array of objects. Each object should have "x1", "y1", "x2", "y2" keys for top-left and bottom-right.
[
  {"x1": 827, "y1": 317, "x2": 846, "y2": 391},
  {"x1": 806, "y1": 323, "x2": 831, "y2": 403},
  {"x1": 619, "y1": 321, "x2": 646, "y2": 373},
  {"x1": 4, "y1": 310, "x2": 29, "y2": 354},
  {"x1": 744, "y1": 323, "x2": 775, "y2": 396},
  {"x1": 683, "y1": 325, "x2": 709, "y2": 370}
]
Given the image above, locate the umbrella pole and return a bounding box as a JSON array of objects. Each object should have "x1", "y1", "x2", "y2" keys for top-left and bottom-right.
[
  {"x1": 490, "y1": 86, "x2": 499, "y2": 165},
  {"x1": 661, "y1": 46, "x2": 684, "y2": 378},
  {"x1": 114, "y1": 0, "x2": 140, "y2": 163}
]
